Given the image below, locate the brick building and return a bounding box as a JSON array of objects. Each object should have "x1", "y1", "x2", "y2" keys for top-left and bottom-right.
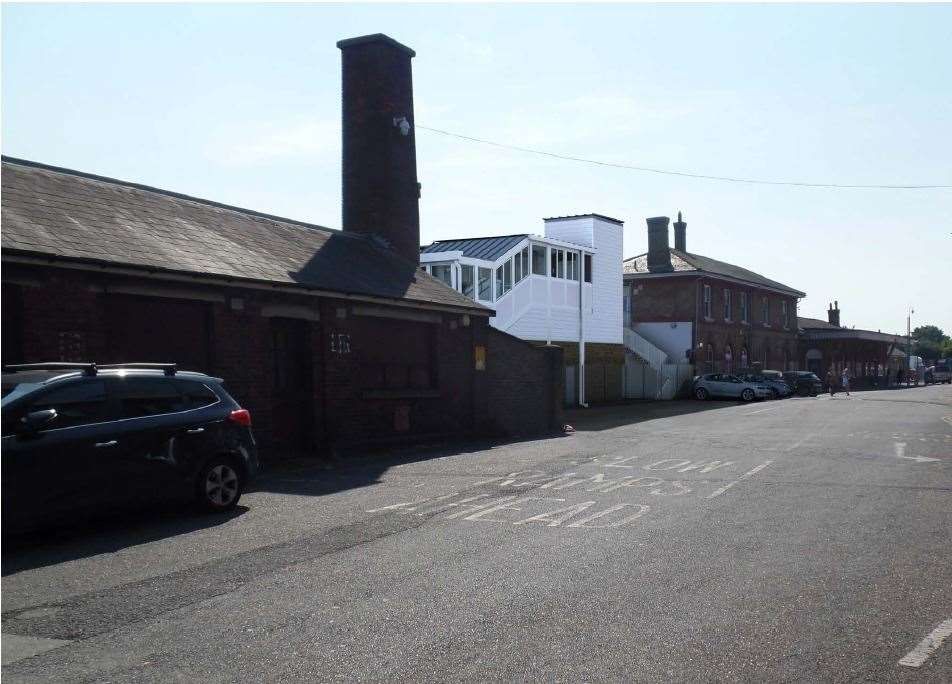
[
  {"x1": 0, "y1": 34, "x2": 563, "y2": 458},
  {"x1": 623, "y1": 214, "x2": 805, "y2": 374},
  {"x1": 798, "y1": 301, "x2": 904, "y2": 387}
]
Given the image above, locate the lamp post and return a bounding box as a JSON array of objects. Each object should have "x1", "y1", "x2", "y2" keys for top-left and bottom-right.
[{"x1": 907, "y1": 307, "x2": 914, "y2": 385}]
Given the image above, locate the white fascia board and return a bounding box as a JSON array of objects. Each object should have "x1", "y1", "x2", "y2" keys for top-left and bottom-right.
[
  {"x1": 420, "y1": 251, "x2": 464, "y2": 263},
  {"x1": 490, "y1": 237, "x2": 532, "y2": 267},
  {"x1": 529, "y1": 236, "x2": 596, "y2": 253}
]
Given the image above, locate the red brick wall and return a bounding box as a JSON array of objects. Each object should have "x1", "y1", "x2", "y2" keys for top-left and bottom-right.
[
  {"x1": 628, "y1": 276, "x2": 699, "y2": 323},
  {"x1": 485, "y1": 328, "x2": 563, "y2": 436},
  {"x1": 2, "y1": 263, "x2": 562, "y2": 457},
  {"x1": 628, "y1": 273, "x2": 800, "y2": 372}
]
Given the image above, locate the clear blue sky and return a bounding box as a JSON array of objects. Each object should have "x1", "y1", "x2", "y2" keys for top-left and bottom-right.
[{"x1": 3, "y1": 3, "x2": 950, "y2": 335}]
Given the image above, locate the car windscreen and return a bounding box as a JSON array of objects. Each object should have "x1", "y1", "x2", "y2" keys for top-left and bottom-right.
[{"x1": 1, "y1": 382, "x2": 42, "y2": 404}]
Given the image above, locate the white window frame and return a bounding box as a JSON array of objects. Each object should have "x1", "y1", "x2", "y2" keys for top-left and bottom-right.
[
  {"x1": 477, "y1": 266, "x2": 492, "y2": 302},
  {"x1": 781, "y1": 300, "x2": 788, "y2": 329},
  {"x1": 703, "y1": 284, "x2": 712, "y2": 320},
  {"x1": 723, "y1": 288, "x2": 732, "y2": 321},
  {"x1": 430, "y1": 263, "x2": 453, "y2": 289},
  {"x1": 762, "y1": 296, "x2": 770, "y2": 328},
  {"x1": 532, "y1": 244, "x2": 547, "y2": 276},
  {"x1": 740, "y1": 292, "x2": 749, "y2": 324},
  {"x1": 460, "y1": 264, "x2": 475, "y2": 300}
]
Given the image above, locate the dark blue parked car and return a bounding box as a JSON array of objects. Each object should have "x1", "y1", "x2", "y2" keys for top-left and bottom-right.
[{"x1": 2, "y1": 363, "x2": 258, "y2": 534}]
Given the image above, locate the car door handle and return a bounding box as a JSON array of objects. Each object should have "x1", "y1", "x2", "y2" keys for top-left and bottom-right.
[
  {"x1": 185, "y1": 427, "x2": 205, "y2": 434},
  {"x1": 95, "y1": 440, "x2": 118, "y2": 448}
]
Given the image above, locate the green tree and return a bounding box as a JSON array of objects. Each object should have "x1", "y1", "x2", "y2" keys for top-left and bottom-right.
[{"x1": 912, "y1": 325, "x2": 949, "y2": 361}]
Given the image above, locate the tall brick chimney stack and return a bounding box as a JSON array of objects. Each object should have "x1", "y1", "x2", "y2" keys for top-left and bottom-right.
[
  {"x1": 646, "y1": 216, "x2": 673, "y2": 272},
  {"x1": 828, "y1": 300, "x2": 840, "y2": 327},
  {"x1": 673, "y1": 211, "x2": 687, "y2": 252},
  {"x1": 337, "y1": 34, "x2": 420, "y2": 264}
]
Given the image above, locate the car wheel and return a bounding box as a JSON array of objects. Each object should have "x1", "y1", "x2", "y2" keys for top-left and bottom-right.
[
  {"x1": 741, "y1": 388, "x2": 755, "y2": 402},
  {"x1": 694, "y1": 387, "x2": 709, "y2": 401},
  {"x1": 196, "y1": 457, "x2": 244, "y2": 512},
  {"x1": 770, "y1": 388, "x2": 779, "y2": 399}
]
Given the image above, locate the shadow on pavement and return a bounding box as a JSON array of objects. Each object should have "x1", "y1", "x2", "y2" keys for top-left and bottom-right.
[
  {"x1": 0, "y1": 432, "x2": 563, "y2": 571},
  {"x1": 2, "y1": 505, "x2": 248, "y2": 576},
  {"x1": 563, "y1": 398, "x2": 758, "y2": 432},
  {"x1": 252, "y1": 430, "x2": 567, "y2": 498}
]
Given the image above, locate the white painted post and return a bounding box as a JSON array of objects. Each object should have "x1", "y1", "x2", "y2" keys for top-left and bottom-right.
[
  {"x1": 579, "y1": 248, "x2": 586, "y2": 407},
  {"x1": 545, "y1": 245, "x2": 552, "y2": 345}
]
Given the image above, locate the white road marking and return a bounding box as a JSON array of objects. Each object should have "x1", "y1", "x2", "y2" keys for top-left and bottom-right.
[
  {"x1": 744, "y1": 407, "x2": 775, "y2": 415},
  {"x1": 894, "y1": 441, "x2": 940, "y2": 463},
  {"x1": 899, "y1": 619, "x2": 952, "y2": 668},
  {"x1": 898, "y1": 455, "x2": 941, "y2": 463},
  {"x1": 785, "y1": 434, "x2": 812, "y2": 452},
  {"x1": 706, "y1": 461, "x2": 773, "y2": 499}
]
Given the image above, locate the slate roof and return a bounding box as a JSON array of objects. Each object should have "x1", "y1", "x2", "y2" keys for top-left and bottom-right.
[
  {"x1": 797, "y1": 316, "x2": 902, "y2": 343},
  {"x1": 623, "y1": 248, "x2": 805, "y2": 297},
  {"x1": 421, "y1": 234, "x2": 529, "y2": 261},
  {"x1": 798, "y1": 316, "x2": 838, "y2": 330},
  {"x1": 1, "y1": 157, "x2": 491, "y2": 315}
]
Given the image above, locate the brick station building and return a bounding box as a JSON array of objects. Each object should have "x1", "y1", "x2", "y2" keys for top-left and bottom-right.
[
  {"x1": 623, "y1": 213, "x2": 805, "y2": 374},
  {"x1": 798, "y1": 301, "x2": 905, "y2": 387},
  {"x1": 0, "y1": 34, "x2": 563, "y2": 458}
]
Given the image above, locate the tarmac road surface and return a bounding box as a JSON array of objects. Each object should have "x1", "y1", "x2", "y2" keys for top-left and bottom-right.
[{"x1": 2, "y1": 384, "x2": 950, "y2": 682}]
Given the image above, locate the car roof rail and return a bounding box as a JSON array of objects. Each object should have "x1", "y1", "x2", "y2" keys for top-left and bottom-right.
[
  {"x1": 97, "y1": 363, "x2": 178, "y2": 376},
  {"x1": 2, "y1": 362, "x2": 99, "y2": 376}
]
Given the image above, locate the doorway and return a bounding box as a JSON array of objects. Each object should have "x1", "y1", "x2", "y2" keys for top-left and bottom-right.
[{"x1": 270, "y1": 317, "x2": 315, "y2": 455}]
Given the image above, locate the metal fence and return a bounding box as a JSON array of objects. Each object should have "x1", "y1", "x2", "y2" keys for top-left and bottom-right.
[{"x1": 623, "y1": 356, "x2": 695, "y2": 400}]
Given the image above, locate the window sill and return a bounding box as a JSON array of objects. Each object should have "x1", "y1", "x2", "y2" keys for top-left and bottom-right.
[
  {"x1": 703, "y1": 317, "x2": 715, "y2": 323},
  {"x1": 362, "y1": 389, "x2": 441, "y2": 400}
]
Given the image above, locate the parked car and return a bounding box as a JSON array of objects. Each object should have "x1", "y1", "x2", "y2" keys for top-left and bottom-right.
[
  {"x1": 932, "y1": 359, "x2": 952, "y2": 384},
  {"x1": 782, "y1": 371, "x2": 823, "y2": 397},
  {"x1": 2, "y1": 363, "x2": 258, "y2": 534},
  {"x1": 692, "y1": 374, "x2": 772, "y2": 402},
  {"x1": 742, "y1": 370, "x2": 792, "y2": 398}
]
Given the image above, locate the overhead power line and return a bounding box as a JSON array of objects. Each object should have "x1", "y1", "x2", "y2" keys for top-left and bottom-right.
[{"x1": 416, "y1": 125, "x2": 952, "y2": 190}]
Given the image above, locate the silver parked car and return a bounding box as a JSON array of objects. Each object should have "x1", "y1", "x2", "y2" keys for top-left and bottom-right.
[
  {"x1": 742, "y1": 370, "x2": 792, "y2": 398},
  {"x1": 693, "y1": 373, "x2": 772, "y2": 402}
]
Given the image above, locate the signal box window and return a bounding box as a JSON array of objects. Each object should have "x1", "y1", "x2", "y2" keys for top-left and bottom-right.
[{"x1": 532, "y1": 245, "x2": 546, "y2": 275}]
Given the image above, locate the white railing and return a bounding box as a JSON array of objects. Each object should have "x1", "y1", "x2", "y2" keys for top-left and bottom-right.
[
  {"x1": 497, "y1": 276, "x2": 539, "y2": 334},
  {"x1": 623, "y1": 326, "x2": 669, "y2": 370}
]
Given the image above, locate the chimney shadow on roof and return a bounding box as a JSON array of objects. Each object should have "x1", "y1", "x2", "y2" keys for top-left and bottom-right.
[{"x1": 288, "y1": 231, "x2": 420, "y2": 302}]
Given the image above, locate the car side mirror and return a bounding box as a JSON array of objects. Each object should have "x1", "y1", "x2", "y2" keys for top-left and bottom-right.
[{"x1": 19, "y1": 409, "x2": 57, "y2": 434}]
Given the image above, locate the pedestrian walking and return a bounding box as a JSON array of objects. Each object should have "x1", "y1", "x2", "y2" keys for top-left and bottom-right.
[
  {"x1": 841, "y1": 367, "x2": 851, "y2": 396},
  {"x1": 826, "y1": 367, "x2": 837, "y2": 397}
]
